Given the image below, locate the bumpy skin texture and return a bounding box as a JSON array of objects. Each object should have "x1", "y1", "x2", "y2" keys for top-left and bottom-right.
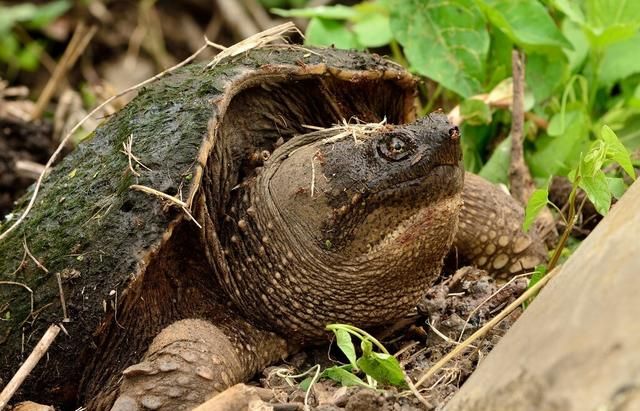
[{"x1": 456, "y1": 173, "x2": 546, "y2": 277}]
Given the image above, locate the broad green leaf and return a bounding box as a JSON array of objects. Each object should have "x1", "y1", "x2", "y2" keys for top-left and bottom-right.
[
  {"x1": 551, "y1": 0, "x2": 585, "y2": 25},
  {"x1": 305, "y1": 18, "x2": 359, "y2": 49},
  {"x1": 584, "y1": 0, "x2": 640, "y2": 48},
  {"x1": 523, "y1": 185, "x2": 549, "y2": 232},
  {"x1": 460, "y1": 123, "x2": 492, "y2": 173},
  {"x1": 352, "y1": 12, "x2": 392, "y2": 47},
  {"x1": 479, "y1": 136, "x2": 511, "y2": 184},
  {"x1": 486, "y1": 28, "x2": 513, "y2": 89},
  {"x1": 357, "y1": 340, "x2": 406, "y2": 387},
  {"x1": 600, "y1": 32, "x2": 640, "y2": 86},
  {"x1": 17, "y1": 41, "x2": 42, "y2": 71},
  {"x1": 561, "y1": 20, "x2": 589, "y2": 72},
  {"x1": 299, "y1": 376, "x2": 312, "y2": 391},
  {"x1": 460, "y1": 99, "x2": 492, "y2": 126},
  {"x1": 478, "y1": 0, "x2": 571, "y2": 49},
  {"x1": 579, "y1": 169, "x2": 611, "y2": 215},
  {"x1": 389, "y1": 0, "x2": 489, "y2": 97},
  {"x1": 272, "y1": 5, "x2": 358, "y2": 20},
  {"x1": 525, "y1": 51, "x2": 568, "y2": 104},
  {"x1": 606, "y1": 177, "x2": 626, "y2": 199},
  {"x1": 324, "y1": 366, "x2": 368, "y2": 387},
  {"x1": 334, "y1": 328, "x2": 357, "y2": 369},
  {"x1": 528, "y1": 109, "x2": 590, "y2": 178},
  {"x1": 600, "y1": 125, "x2": 636, "y2": 179}
]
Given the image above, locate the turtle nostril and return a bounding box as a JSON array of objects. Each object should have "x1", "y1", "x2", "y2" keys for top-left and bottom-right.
[{"x1": 448, "y1": 126, "x2": 460, "y2": 142}]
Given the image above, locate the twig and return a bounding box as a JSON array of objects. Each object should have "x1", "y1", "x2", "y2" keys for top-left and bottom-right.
[
  {"x1": 414, "y1": 266, "x2": 560, "y2": 389},
  {"x1": 0, "y1": 324, "x2": 60, "y2": 409},
  {"x1": 23, "y1": 239, "x2": 48, "y2": 274},
  {"x1": 121, "y1": 134, "x2": 152, "y2": 177},
  {"x1": 31, "y1": 23, "x2": 97, "y2": 120},
  {"x1": 129, "y1": 185, "x2": 202, "y2": 229},
  {"x1": 55, "y1": 273, "x2": 69, "y2": 322},
  {"x1": 508, "y1": 49, "x2": 534, "y2": 205},
  {"x1": 0, "y1": 40, "x2": 212, "y2": 244},
  {"x1": 457, "y1": 273, "x2": 530, "y2": 342},
  {"x1": 15, "y1": 160, "x2": 46, "y2": 180}
]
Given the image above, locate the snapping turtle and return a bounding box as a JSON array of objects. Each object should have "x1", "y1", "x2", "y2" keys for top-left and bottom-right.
[{"x1": 0, "y1": 46, "x2": 545, "y2": 410}]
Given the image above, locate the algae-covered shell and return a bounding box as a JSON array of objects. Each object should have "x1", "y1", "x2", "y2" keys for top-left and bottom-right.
[{"x1": 0, "y1": 46, "x2": 416, "y2": 404}]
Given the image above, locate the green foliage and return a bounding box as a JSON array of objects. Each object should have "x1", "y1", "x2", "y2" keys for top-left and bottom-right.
[
  {"x1": 0, "y1": 0, "x2": 70, "y2": 73},
  {"x1": 523, "y1": 183, "x2": 549, "y2": 232},
  {"x1": 297, "y1": 324, "x2": 407, "y2": 390}
]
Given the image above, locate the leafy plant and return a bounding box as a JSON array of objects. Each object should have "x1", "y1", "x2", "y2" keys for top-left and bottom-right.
[
  {"x1": 0, "y1": 0, "x2": 70, "y2": 74},
  {"x1": 297, "y1": 323, "x2": 407, "y2": 391},
  {"x1": 522, "y1": 125, "x2": 635, "y2": 291}
]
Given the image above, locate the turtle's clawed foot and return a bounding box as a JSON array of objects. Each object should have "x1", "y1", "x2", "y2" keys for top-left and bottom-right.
[
  {"x1": 110, "y1": 319, "x2": 244, "y2": 411},
  {"x1": 109, "y1": 318, "x2": 289, "y2": 411}
]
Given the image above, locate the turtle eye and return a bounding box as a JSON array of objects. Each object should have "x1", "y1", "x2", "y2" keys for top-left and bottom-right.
[{"x1": 378, "y1": 136, "x2": 410, "y2": 162}]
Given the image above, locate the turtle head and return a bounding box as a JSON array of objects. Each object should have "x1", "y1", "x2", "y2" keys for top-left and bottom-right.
[
  {"x1": 224, "y1": 113, "x2": 464, "y2": 340},
  {"x1": 265, "y1": 113, "x2": 463, "y2": 259}
]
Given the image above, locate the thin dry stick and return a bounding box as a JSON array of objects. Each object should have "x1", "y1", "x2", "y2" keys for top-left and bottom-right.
[
  {"x1": 55, "y1": 273, "x2": 69, "y2": 322},
  {"x1": 414, "y1": 266, "x2": 560, "y2": 389},
  {"x1": 23, "y1": 239, "x2": 48, "y2": 274},
  {"x1": 457, "y1": 273, "x2": 530, "y2": 342},
  {"x1": 0, "y1": 41, "x2": 212, "y2": 243},
  {"x1": 0, "y1": 324, "x2": 60, "y2": 409},
  {"x1": 31, "y1": 23, "x2": 97, "y2": 119},
  {"x1": 129, "y1": 185, "x2": 202, "y2": 229},
  {"x1": 508, "y1": 49, "x2": 534, "y2": 205}
]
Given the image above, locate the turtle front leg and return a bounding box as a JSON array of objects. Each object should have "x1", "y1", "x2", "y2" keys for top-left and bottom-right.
[
  {"x1": 110, "y1": 319, "x2": 289, "y2": 411},
  {"x1": 454, "y1": 173, "x2": 547, "y2": 277}
]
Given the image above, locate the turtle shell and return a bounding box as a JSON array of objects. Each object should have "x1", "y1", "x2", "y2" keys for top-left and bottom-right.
[{"x1": 0, "y1": 46, "x2": 416, "y2": 405}]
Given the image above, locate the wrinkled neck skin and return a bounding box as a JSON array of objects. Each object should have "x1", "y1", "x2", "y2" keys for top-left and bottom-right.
[{"x1": 213, "y1": 117, "x2": 463, "y2": 342}]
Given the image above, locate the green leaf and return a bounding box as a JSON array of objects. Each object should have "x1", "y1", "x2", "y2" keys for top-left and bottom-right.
[
  {"x1": 272, "y1": 5, "x2": 358, "y2": 19},
  {"x1": 334, "y1": 328, "x2": 357, "y2": 369},
  {"x1": 478, "y1": 0, "x2": 571, "y2": 49},
  {"x1": 356, "y1": 339, "x2": 406, "y2": 387},
  {"x1": 606, "y1": 177, "x2": 626, "y2": 199},
  {"x1": 561, "y1": 19, "x2": 589, "y2": 71},
  {"x1": 579, "y1": 169, "x2": 611, "y2": 215},
  {"x1": 324, "y1": 366, "x2": 368, "y2": 387},
  {"x1": 528, "y1": 109, "x2": 590, "y2": 178},
  {"x1": 523, "y1": 184, "x2": 549, "y2": 232},
  {"x1": 305, "y1": 18, "x2": 359, "y2": 49},
  {"x1": 479, "y1": 136, "x2": 511, "y2": 184},
  {"x1": 583, "y1": 0, "x2": 640, "y2": 48},
  {"x1": 600, "y1": 32, "x2": 640, "y2": 86},
  {"x1": 600, "y1": 125, "x2": 636, "y2": 179},
  {"x1": 525, "y1": 51, "x2": 568, "y2": 104},
  {"x1": 389, "y1": 0, "x2": 489, "y2": 97},
  {"x1": 17, "y1": 40, "x2": 42, "y2": 71},
  {"x1": 460, "y1": 99, "x2": 492, "y2": 126},
  {"x1": 352, "y1": 12, "x2": 392, "y2": 47},
  {"x1": 550, "y1": 0, "x2": 585, "y2": 25},
  {"x1": 523, "y1": 264, "x2": 547, "y2": 308}
]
